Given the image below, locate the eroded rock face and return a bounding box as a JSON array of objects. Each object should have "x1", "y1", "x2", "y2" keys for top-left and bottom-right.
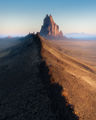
[{"x1": 40, "y1": 14, "x2": 63, "y2": 39}]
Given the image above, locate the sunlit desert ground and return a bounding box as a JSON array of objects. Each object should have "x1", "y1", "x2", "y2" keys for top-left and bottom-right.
[
  {"x1": 40, "y1": 36, "x2": 96, "y2": 120},
  {"x1": 49, "y1": 39, "x2": 96, "y2": 67}
]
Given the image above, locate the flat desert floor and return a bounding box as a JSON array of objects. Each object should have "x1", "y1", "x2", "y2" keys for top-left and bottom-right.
[
  {"x1": 41, "y1": 37, "x2": 96, "y2": 120},
  {"x1": 49, "y1": 39, "x2": 96, "y2": 67}
]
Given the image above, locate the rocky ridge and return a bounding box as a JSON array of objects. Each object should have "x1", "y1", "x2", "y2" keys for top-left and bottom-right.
[{"x1": 0, "y1": 34, "x2": 78, "y2": 120}]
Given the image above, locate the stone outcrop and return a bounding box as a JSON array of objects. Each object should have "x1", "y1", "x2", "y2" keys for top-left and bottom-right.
[{"x1": 40, "y1": 14, "x2": 63, "y2": 39}]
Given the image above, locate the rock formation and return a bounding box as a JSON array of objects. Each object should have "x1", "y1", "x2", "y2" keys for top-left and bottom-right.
[{"x1": 40, "y1": 14, "x2": 63, "y2": 39}]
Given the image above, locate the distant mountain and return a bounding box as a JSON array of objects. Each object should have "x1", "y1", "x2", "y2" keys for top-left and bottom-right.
[
  {"x1": 40, "y1": 14, "x2": 65, "y2": 40},
  {"x1": 66, "y1": 33, "x2": 96, "y2": 40}
]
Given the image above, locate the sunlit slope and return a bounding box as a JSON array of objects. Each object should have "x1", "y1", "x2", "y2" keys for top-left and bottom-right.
[{"x1": 40, "y1": 36, "x2": 96, "y2": 120}]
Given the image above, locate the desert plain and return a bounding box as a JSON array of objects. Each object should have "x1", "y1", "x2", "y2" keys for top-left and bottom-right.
[{"x1": 41, "y1": 36, "x2": 96, "y2": 120}]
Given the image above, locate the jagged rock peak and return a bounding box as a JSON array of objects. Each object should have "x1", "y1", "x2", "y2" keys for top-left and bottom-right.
[{"x1": 40, "y1": 14, "x2": 63, "y2": 38}]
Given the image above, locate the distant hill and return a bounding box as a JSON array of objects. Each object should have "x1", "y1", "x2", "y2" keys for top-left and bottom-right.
[{"x1": 66, "y1": 33, "x2": 96, "y2": 40}]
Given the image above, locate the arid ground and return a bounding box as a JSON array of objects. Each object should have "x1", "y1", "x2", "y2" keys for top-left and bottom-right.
[
  {"x1": 46, "y1": 39, "x2": 96, "y2": 66},
  {"x1": 40, "y1": 36, "x2": 96, "y2": 120},
  {"x1": 0, "y1": 34, "x2": 78, "y2": 120},
  {"x1": 0, "y1": 34, "x2": 96, "y2": 120}
]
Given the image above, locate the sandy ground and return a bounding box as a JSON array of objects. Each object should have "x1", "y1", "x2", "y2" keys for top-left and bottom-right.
[
  {"x1": 40, "y1": 36, "x2": 96, "y2": 120},
  {"x1": 49, "y1": 39, "x2": 96, "y2": 67}
]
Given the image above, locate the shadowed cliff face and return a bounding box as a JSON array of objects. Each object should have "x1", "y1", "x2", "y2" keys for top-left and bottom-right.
[{"x1": 0, "y1": 34, "x2": 78, "y2": 120}]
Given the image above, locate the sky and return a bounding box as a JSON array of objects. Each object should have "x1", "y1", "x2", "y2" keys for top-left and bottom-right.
[{"x1": 0, "y1": 0, "x2": 96, "y2": 36}]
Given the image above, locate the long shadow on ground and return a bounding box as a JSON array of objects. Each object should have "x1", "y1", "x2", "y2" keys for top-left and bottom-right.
[{"x1": 40, "y1": 60, "x2": 79, "y2": 120}]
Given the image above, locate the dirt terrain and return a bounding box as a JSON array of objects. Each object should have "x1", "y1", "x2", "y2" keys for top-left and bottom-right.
[
  {"x1": 0, "y1": 34, "x2": 78, "y2": 120},
  {"x1": 48, "y1": 39, "x2": 96, "y2": 66},
  {"x1": 40, "y1": 36, "x2": 96, "y2": 120}
]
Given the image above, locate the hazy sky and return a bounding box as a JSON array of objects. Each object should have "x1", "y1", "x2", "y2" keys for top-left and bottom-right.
[{"x1": 0, "y1": 0, "x2": 96, "y2": 36}]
